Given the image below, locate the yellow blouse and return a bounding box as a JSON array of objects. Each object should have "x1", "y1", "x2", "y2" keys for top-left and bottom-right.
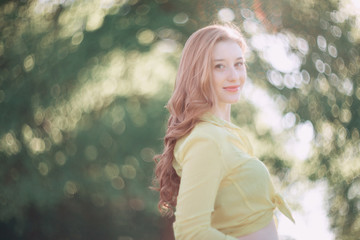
[{"x1": 172, "y1": 113, "x2": 295, "y2": 240}]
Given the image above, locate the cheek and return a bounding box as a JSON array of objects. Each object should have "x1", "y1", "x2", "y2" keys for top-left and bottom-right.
[{"x1": 212, "y1": 72, "x2": 223, "y2": 85}]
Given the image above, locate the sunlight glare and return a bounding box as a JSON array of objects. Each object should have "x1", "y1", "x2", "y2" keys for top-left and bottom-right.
[
  {"x1": 218, "y1": 8, "x2": 235, "y2": 22},
  {"x1": 251, "y1": 34, "x2": 301, "y2": 73},
  {"x1": 278, "y1": 180, "x2": 335, "y2": 240}
]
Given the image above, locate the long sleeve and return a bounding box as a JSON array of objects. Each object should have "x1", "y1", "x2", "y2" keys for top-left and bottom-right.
[{"x1": 173, "y1": 136, "x2": 238, "y2": 240}]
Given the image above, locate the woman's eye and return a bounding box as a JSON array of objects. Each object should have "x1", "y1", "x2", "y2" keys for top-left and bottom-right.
[
  {"x1": 215, "y1": 64, "x2": 225, "y2": 69},
  {"x1": 235, "y1": 62, "x2": 244, "y2": 67}
]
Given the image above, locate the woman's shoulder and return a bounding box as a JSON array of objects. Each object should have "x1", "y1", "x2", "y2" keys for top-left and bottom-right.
[
  {"x1": 188, "y1": 120, "x2": 227, "y2": 140},
  {"x1": 174, "y1": 120, "x2": 226, "y2": 153},
  {"x1": 173, "y1": 121, "x2": 226, "y2": 166}
]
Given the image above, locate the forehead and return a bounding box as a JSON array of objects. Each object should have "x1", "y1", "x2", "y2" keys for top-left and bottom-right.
[{"x1": 212, "y1": 40, "x2": 243, "y2": 59}]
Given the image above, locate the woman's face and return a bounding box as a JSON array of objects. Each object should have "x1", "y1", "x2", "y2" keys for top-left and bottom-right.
[{"x1": 211, "y1": 40, "x2": 246, "y2": 109}]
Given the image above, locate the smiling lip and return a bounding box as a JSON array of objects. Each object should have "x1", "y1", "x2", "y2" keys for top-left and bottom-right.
[{"x1": 223, "y1": 85, "x2": 240, "y2": 92}]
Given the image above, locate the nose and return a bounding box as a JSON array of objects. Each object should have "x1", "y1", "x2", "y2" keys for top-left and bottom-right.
[{"x1": 228, "y1": 66, "x2": 239, "y2": 81}]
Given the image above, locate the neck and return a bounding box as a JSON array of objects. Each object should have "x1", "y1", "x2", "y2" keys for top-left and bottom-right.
[{"x1": 211, "y1": 104, "x2": 231, "y2": 122}]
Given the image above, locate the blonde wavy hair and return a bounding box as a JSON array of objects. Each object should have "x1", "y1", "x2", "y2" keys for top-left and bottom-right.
[{"x1": 153, "y1": 23, "x2": 247, "y2": 215}]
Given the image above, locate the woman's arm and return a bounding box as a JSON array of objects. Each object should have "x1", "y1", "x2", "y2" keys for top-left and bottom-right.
[{"x1": 173, "y1": 136, "x2": 238, "y2": 240}]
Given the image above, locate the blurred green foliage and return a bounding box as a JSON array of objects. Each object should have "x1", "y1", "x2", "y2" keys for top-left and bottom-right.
[{"x1": 0, "y1": 0, "x2": 359, "y2": 239}]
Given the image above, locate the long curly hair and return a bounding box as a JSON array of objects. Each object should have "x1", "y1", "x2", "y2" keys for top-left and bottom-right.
[{"x1": 153, "y1": 23, "x2": 247, "y2": 215}]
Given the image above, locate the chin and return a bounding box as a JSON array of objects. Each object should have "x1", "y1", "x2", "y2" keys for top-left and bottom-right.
[{"x1": 226, "y1": 97, "x2": 241, "y2": 104}]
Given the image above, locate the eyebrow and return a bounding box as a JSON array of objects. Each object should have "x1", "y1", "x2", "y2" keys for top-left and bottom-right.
[{"x1": 213, "y1": 57, "x2": 244, "y2": 62}]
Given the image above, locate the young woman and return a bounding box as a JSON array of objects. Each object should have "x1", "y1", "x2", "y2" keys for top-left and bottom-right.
[{"x1": 153, "y1": 24, "x2": 295, "y2": 240}]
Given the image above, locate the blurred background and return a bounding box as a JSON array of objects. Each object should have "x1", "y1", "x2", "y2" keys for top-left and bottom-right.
[{"x1": 0, "y1": 0, "x2": 359, "y2": 239}]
